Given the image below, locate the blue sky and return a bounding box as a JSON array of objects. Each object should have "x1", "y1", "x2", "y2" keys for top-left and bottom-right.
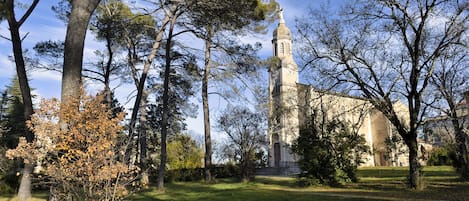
[{"x1": 0, "y1": 0, "x2": 342, "y2": 142}]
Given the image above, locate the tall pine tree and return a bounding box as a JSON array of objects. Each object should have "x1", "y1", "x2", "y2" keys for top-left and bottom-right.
[{"x1": 1, "y1": 77, "x2": 26, "y2": 149}]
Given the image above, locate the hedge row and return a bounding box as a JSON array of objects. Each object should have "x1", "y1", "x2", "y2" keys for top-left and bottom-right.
[{"x1": 150, "y1": 165, "x2": 241, "y2": 182}]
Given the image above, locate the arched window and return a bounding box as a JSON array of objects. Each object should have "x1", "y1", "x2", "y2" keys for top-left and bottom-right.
[
  {"x1": 274, "y1": 43, "x2": 278, "y2": 56},
  {"x1": 272, "y1": 133, "x2": 280, "y2": 143},
  {"x1": 280, "y1": 43, "x2": 285, "y2": 54}
]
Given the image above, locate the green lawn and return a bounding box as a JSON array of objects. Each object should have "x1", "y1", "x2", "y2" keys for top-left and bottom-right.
[
  {"x1": 2, "y1": 166, "x2": 469, "y2": 201},
  {"x1": 0, "y1": 192, "x2": 47, "y2": 201},
  {"x1": 132, "y1": 178, "x2": 372, "y2": 201}
]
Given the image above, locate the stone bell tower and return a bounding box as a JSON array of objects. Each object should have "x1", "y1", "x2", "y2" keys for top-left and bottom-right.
[{"x1": 268, "y1": 8, "x2": 300, "y2": 172}]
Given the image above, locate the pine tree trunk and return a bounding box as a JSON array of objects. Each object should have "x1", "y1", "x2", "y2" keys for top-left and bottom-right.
[
  {"x1": 18, "y1": 164, "x2": 33, "y2": 201},
  {"x1": 62, "y1": 0, "x2": 101, "y2": 103},
  {"x1": 157, "y1": 14, "x2": 177, "y2": 190},
  {"x1": 103, "y1": 37, "x2": 113, "y2": 106},
  {"x1": 202, "y1": 27, "x2": 214, "y2": 183},
  {"x1": 4, "y1": 1, "x2": 39, "y2": 200},
  {"x1": 125, "y1": 14, "x2": 170, "y2": 164},
  {"x1": 139, "y1": 92, "x2": 149, "y2": 188}
]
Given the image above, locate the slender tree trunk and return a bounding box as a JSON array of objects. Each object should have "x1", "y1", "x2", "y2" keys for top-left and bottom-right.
[
  {"x1": 5, "y1": 1, "x2": 39, "y2": 200},
  {"x1": 405, "y1": 136, "x2": 420, "y2": 189},
  {"x1": 125, "y1": 14, "x2": 170, "y2": 164},
  {"x1": 5, "y1": 1, "x2": 35, "y2": 143},
  {"x1": 139, "y1": 92, "x2": 149, "y2": 187},
  {"x1": 61, "y1": 0, "x2": 101, "y2": 103},
  {"x1": 446, "y1": 98, "x2": 469, "y2": 178},
  {"x1": 202, "y1": 27, "x2": 214, "y2": 183},
  {"x1": 157, "y1": 13, "x2": 178, "y2": 190},
  {"x1": 103, "y1": 37, "x2": 113, "y2": 106},
  {"x1": 452, "y1": 119, "x2": 469, "y2": 178}
]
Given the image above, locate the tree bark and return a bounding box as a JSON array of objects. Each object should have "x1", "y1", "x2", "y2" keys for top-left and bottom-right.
[
  {"x1": 202, "y1": 26, "x2": 214, "y2": 183},
  {"x1": 445, "y1": 94, "x2": 469, "y2": 178},
  {"x1": 405, "y1": 136, "x2": 420, "y2": 189},
  {"x1": 4, "y1": 1, "x2": 39, "y2": 200},
  {"x1": 61, "y1": 0, "x2": 101, "y2": 103},
  {"x1": 452, "y1": 118, "x2": 469, "y2": 178},
  {"x1": 139, "y1": 92, "x2": 149, "y2": 187},
  {"x1": 157, "y1": 12, "x2": 178, "y2": 190},
  {"x1": 103, "y1": 36, "x2": 113, "y2": 106}
]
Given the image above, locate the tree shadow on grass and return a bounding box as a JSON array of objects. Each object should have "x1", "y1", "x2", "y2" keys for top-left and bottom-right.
[
  {"x1": 339, "y1": 175, "x2": 469, "y2": 201},
  {"x1": 253, "y1": 176, "x2": 298, "y2": 187},
  {"x1": 131, "y1": 173, "x2": 469, "y2": 201},
  {"x1": 131, "y1": 178, "x2": 383, "y2": 201}
]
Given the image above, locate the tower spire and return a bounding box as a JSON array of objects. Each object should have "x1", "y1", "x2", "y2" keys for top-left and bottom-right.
[
  {"x1": 272, "y1": 7, "x2": 292, "y2": 58},
  {"x1": 278, "y1": 8, "x2": 285, "y2": 24}
]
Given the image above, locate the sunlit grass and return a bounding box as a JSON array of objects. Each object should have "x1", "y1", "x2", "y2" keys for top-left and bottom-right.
[
  {"x1": 0, "y1": 192, "x2": 47, "y2": 201},
  {"x1": 131, "y1": 179, "x2": 374, "y2": 201},
  {"x1": 1, "y1": 166, "x2": 468, "y2": 201}
]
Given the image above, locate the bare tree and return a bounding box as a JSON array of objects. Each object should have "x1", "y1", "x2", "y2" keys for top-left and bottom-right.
[
  {"x1": 296, "y1": 0, "x2": 468, "y2": 189},
  {"x1": 217, "y1": 106, "x2": 266, "y2": 181},
  {"x1": 428, "y1": 45, "x2": 469, "y2": 178}
]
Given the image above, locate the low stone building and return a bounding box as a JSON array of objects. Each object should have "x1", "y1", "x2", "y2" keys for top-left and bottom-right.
[{"x1": 423, "y1": 92, "x2": 469, "y2": 146}]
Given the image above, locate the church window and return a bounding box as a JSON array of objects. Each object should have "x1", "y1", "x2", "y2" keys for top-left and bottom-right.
[
  {"x1": 320, "y1": 102, "x2": 328, "y2": 119},
  {"x1": 280, "y1": 43, "x2": 285, "y2": 54},
  {"x1": 273, "y1": 84, "x2": 280, "y2": 96},
  {"x1": 286, "y1": 43, "x2": 290, "y2": 55},
  {"x1": 274, "y1": 43, "x2": 278, "y2": 56}
]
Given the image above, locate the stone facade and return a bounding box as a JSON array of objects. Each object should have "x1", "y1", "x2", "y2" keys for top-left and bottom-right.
[{"x1": 268, "y1": 11, "x2": 410, "y2": 173}]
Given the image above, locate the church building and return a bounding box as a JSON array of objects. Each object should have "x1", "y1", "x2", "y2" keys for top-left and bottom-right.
[{"x1": 268, "y1": 10, "x2": 409, "y2": 174}]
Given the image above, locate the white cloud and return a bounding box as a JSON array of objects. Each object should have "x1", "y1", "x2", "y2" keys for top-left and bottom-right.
[
  {"x1": 114, "y1": 83, "x2": 137, "y2": 105},
  {"x1": 240, "y1": 34, "x2": 272, "y2": 58},
  {"x1": 31, "y1": 89, "x2": 44, "y2": 106},
  {"x1": 0, "y1": 55, "x2": 15, "y2": 79},
  {"x1": 30, "y1": 69, "x2": 62, "y2": 81},
  {"x1": 427, "y1": 15, "x2": 450, "y2": 31},
  {"x1": 23, "y1": 24, "x2": 67, "y2": 45},
  {"x1": 0, "y1": 22, "x2": 11, "y2": 46},
  {"x1": 277, "y1": 0, "x2": 306, "y2": 21}
]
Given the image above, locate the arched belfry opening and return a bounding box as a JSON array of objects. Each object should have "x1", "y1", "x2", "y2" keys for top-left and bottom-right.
[
  {"x1": 272, "y1": 133, "x2": 280, "y2": 167},
  {"x1": 280, "y1": 42, "x2": 285, "y2": 55}
]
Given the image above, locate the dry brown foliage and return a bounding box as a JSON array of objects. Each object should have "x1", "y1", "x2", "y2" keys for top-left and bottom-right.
[{"x1": 6, "y1": 91, "x2": 138, "y2": 201}]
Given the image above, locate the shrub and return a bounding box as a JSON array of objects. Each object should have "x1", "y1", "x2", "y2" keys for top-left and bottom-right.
[
  {"x1": 292, "y1": 111, "x2": 369, "y2": 186},
  {"x1": 166, "y1": 134, "x2": 204, "y2": 170},
  {"x1": 6, "y1": 91, "x2": 138, "y2": 200},
  {"x1": 161, "y1": 164, "x2": 240, "y2": 182},
  {"x1": 427, "y1": 145, "x2": 456, "y2": 166},
  {"x1": 164, "y1": 168, "x2": 204, "y2": 182}
]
